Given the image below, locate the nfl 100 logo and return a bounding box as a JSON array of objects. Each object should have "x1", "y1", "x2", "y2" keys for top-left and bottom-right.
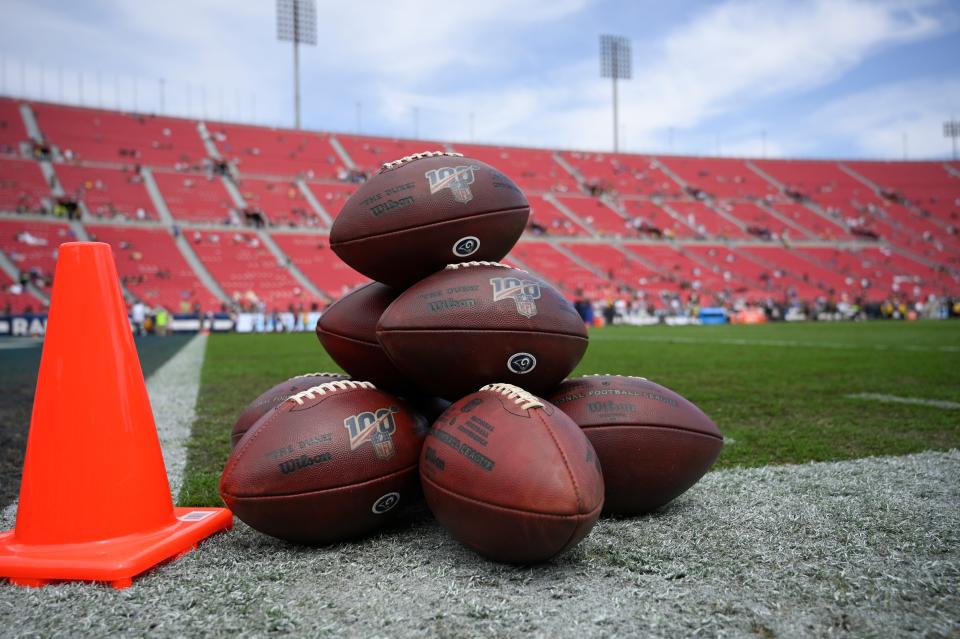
[
  {"x1": 343, "y1": 407, "x2": 398, "y2": 460},
  {"x1": 425, "y1": 165, "x2": 478, "y2": 203},
  {"x1": 490, "y1": 277, "x2": 541, "y2": 318}
]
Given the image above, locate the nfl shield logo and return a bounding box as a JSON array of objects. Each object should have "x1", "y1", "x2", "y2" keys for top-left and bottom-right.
[{"x1": 490, "y1": 277, "x2": 542, "y2": 318}]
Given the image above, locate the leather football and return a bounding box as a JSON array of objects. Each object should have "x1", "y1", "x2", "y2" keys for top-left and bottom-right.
[
  {"x1": 377, "y1": 262, "x2": 588, "y2": 399},
  {"x1": 231, "y1": 372, "x2": 350, "y2": 448},
  {"x1": 316, "y1": 282, "x2": 411, "y2": 392},
  {"x1": 221, "y1": 380, "x2": 429, "y2": 544},
  {"x1": 547, "y1": 375, "x2": 723, "y2": 514},
  {"x1": 330, "y1": 151, "x2": 529, "y2": 288},
  {"x1": 420, "y1": 383, "x2": 604, "y2": 563}
]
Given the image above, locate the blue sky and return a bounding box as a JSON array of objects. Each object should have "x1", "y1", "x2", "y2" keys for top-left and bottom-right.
[{"x1": 1, "y1": 0, "x2": 959, "y2": 159}]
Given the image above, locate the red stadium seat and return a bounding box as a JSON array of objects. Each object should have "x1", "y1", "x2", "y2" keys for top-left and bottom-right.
[
  {"x1": 55, "y1": 164, "x2": 156, "y2": 221},
  {"x1": 510, "y1": 240, "x2": 608, "y2": 298},
  {"x1": 270, "y1": 232, "x2": 367, "y2": 298},
  {"x1": 208, "y1": 122, "x2": 344, "y2": 179},
  {"x1": 0, "y1": 98, "x2": 956, "y2": 311},
  {"x1": 451, "y1": 143, "x2": 579, "y2": 193},
  {"x1": 189, "y1": 229, "x2": 317, "y2": 310},
  {"x1": 0, "y1": 219, "x2": 73, "y2": 281},
  {"x1": 86, "y1": 224, "x2": 223, "y2": 311},
  {"x1": 660, "y1": 157, "x2": 778, "y2": 200},
  {"x1": 336, "y1": 134, "x2": 445, "y2": 176},
  {"x1": 0, "y1": 158, "x2": 49, "y2": 213},
  {"x1": 152, "y1": 170, "x2": 235, "y2": 224},
  {"x1": 235, "y1": 178, "x2": 324, "y2": 228},
  {"x1": 32, "y1": 102, "x2": 207, "y2": 168},
  {"x1": 559, "y1": 151, "x2": 681, "y2": 197},
  {"x1": 0, "y1": 98, "x2": 29, "y2": 155}
]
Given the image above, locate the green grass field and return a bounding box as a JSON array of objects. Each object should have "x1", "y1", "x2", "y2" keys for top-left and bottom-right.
[{"x1": 178, "y1": 321, "x2": 960, "y2": 506}]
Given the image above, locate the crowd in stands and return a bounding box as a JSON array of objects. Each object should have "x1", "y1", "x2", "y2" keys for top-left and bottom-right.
[
  {"x1": 575, "y1": 288, "x2": 959, "y2": 327},
  {"x1": 0, "y1": 97, "x2": 958, "y2": 324}
]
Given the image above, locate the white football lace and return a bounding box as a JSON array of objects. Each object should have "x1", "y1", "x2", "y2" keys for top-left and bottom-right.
[
  {"x1": 289, "y1": 380, "x2": 375, "y2": 405},
  {"x1": 380, "y1": 151, "x2": 463, "y2": 172},
  {"x1": 292, "y1": 372, "x2": 349, "y2": 379},
  {"x1": 581, "y1": 374, "x2": 649, "y2": 381},
  {"x1": 480, "y1": 383, "x2": 544, "y2": 410},
  {"x1": 445, "y1": 261, "x2": 512, "y2": 270}
]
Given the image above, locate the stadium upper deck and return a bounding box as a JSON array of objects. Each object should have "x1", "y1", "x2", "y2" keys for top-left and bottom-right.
[{"x1": 0, "y1": 97, "x2": 957, "y2": 312}]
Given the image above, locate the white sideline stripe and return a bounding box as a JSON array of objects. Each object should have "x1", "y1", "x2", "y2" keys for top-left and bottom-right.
[
  {"x1": 0, "y1": 338, "x2": 41, "y2": 350},
  {"x1": 589, "y1": 333, "x2": 960, "y2": 353},
  {"x1": 148, "y1": 333, "x2": 208, "y2": 497},
  {"x1": 846, "y1": 392, "x2": 960, "y2": 410},
  {"x1": 0, "y1": 334, "x2": 208, "y2": 528}
]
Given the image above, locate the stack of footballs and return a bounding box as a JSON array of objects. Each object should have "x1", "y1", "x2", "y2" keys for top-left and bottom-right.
[{"x1": 220, "y1": 152, "x2": 722, "y2": 563}]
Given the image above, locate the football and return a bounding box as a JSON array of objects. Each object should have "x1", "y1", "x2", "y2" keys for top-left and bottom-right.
[
  {"x1": 231, "y1": 372, "x2": 350, "y2": 448},
  {"x1": 316, "y1": 282, "x2": 411, "y2": 391},
  {"x1": 377, "y1": 262, "x2": 588, "y2": 399},
  {"x1": 401, "y1": 393, "x2": 452, "y2": 423},
  {"x1": 220, "y1": 380, "x2": 429, "y2": 544},
  {"x1": 547, "y1": 375, "x2": 723, "y2": 514},
  {"x1": 420, "y1": 383, "x2": 604, "y2": 563},
  {"x1": 329, "y1": 151, "x2": 529, "y2": 288}
]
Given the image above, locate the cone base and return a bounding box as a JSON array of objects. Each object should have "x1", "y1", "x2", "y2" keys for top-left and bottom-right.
[{"x1": 0, "y1": 508, "x2": 232, "y2": 589}]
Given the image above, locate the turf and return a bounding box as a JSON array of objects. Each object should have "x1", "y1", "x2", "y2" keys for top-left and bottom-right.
[
  {"x1": 178, "y1": 321, "x2": 960, "y2": 507},
  {"x1": 8, "y1": 450, "x2": 958, "y2": 638}
]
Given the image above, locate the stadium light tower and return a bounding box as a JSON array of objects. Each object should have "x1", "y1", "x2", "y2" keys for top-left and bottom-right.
[
  {"x1": 600, "y1": 34, "x2": 632, "y2": 153},
  {"x1": 276, "y1": 0, "x2": 317, "y2": 129},
  {"x1": 945, "y1": 117, "x2": 960, "y2": 160}
]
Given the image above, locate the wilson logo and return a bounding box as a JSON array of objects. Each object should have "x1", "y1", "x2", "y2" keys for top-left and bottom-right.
[
  {"x1": 588, "y1": 401, "x2": 636, "y2": 413},
  {"x1": 490, "y1": 277, "x2": 541, "y2": 318},
  {"x1": 344, "y1": 407, "x2": 398, "y2": 460},
  {"x1": 425, "y1": 166, "x2": 477, "y2": 203},
  {"x1": 278, "y1": 452, "x2": 332, "y2": 475}
]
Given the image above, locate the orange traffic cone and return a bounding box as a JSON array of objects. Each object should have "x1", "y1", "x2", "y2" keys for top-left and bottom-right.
[{"x1": 0, "y1": 242, "x2": 231, "y2": 589}]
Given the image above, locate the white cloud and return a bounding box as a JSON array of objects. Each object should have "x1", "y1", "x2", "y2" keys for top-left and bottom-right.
[
  {"x1": 639, "y1": 0, "x2": 941, "y2": 120},
  {"x1": 0, "y1": 0, "x2": 955, "y2": 158},
  {"x1": 0, "y1": 0, "x2": 286, "y2": 123},
  {"x1": 806, "y1": 77, "x2": 960, "y2": 159},
  {"x1": 352, "y1": 0, "x2": 950, "y2": 154},
  {"x1": 309, "y1": 0, "x2": 590, "y2": 82},
  {"x1": 584, "y1": 0, "x2": 947, "y2": 151}
]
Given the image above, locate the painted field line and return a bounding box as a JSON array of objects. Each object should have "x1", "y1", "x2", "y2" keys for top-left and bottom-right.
[
  {"x1": 148, "y1": 333, "x2": 208, "y2": 497},
  {"x1": 589, "y1": 333, "x2": 960, "y2": 353},
  {"x1": 0, "y1": 338, "x2": 42, "y2": 350},
  {"x1": 847, "y1": 392, "x2": 960, "y2": 410}
]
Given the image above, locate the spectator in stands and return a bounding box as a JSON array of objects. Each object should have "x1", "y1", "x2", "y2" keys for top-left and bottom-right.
[{"x1": 32, "y1": 141, "x2": 52, "y2": 161}]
